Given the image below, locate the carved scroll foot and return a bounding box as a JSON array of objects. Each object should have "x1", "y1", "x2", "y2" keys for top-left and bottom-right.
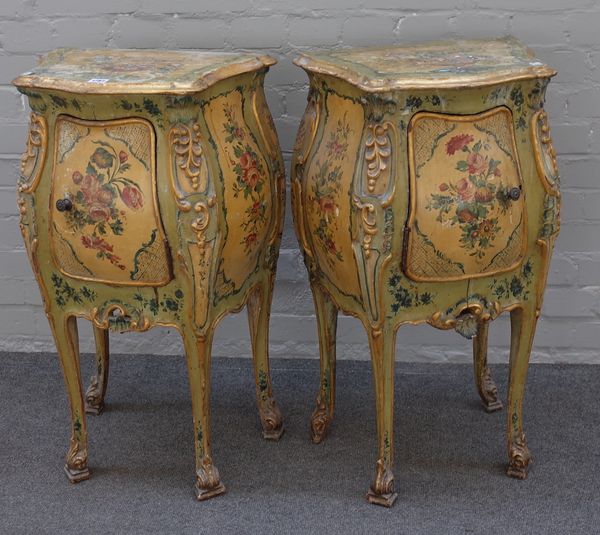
[
  {"x1": 310, "y1": 398, "x2": 331, "y2": 444},
  {"x1": 64, "y1": 438, "x2": 90, "y2": 483},
  {"x1": 247, "y1": 284, "x2": 285, "y2": 442},
  {"x1": 480, "y1": 367, "x2": 503, "y2": 413},
  {"x1": 195, "y1": 458, "x2": 226, "y2": 501},
  {"x1": 507, "y1": 433, "x2": 531, "y2": 479},
  {"x1": 473, "y1": 321, "x2": 502, "y2": 413},
  {"x1": 259, "y1": 397, "x2": 284, "y2": 441},
  {"x1": 366, "y1": 459, "x2": 397, "y2": 507},
  {"x1": 85, "y1": 326, "x2": 109, "y2": 415},
  {"x1": 84, "y1": 377, "x2": 105, "y2": 415}
]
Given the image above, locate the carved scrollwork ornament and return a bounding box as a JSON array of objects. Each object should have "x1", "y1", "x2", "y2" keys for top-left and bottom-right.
[
  {"x1": 353, "y1": 196, "x2": 378, "y2": 258},
  {"x1": 360, "y1": 94, "x2": 397, "y2": 122},
  {"x1": 480, "y1": 366, "x2": 500, "y2": 409},
  {"x1": 191, "y1": 196, "x2": 216, "y2": 256},
  {"x1": 428, "y1": 298, "x2": 501, "y2": 336},
  {"x1": 85, "y1": 377, "x2": 103, "y2": 412},
  {"x1": 365, "y1": 123, "x2": 391, "y2": 194},
  {"x1": 367, "y1": 458, "x2": 397, "y2": 507},
  {"x1": 259, "y1": 397, "x2": 284, "y2": 439},
  {"x1": 90, "y1": 304, "x2": 151, "y2": 333},
  {"x1": 19, "y1": 112, "x2": 47, "y2": 194},
  {"x1": 66, "y1": 436, "x2": 88, "y2": 471},
  {"x1": 507, "y1": 432, "x2": 531, "y2": 479},
  {"x1": 170, "y1": 123, "x2": 204, "y2": 190},
  {"x1": 195, "y1": 457, "x2": 226, "y2": 500},
  {"x1": 310, "y1": 397, "x2": 330, "y2": 444}
]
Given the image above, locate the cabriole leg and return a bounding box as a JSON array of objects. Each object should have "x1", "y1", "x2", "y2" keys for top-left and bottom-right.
[
  {"x1": 506, "y1": 305, "x2": 538, "y2": 479},
  {"x1": 366, "y1": 326, "x2": 397, "y2": 507},
  {"x1": 309, "y1": 281, "x2": 338, "y2": 444},
  {"x1": 85, "y1": 325, "x2": 109, "y2": 415},
  {"x1": 48, "y1": 313, "x2": 90, "y2": 483},
  {"x1": 473, "y1": 320, "x2": 502, "y2": 412},
  {"x1": 247, "y1": 282, "x2": 284, "y2": 440},
  {"x1": 181, "y1": 327, "x2": 225, "y2": 501}
]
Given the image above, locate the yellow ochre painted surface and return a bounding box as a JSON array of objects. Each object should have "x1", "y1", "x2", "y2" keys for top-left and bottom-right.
[
  {"x1": 13, "y1": 48, "x2": 286, "y2": 499},
  {"x1": 291, "y1": 38, "x2": 560, "y2": 507}
]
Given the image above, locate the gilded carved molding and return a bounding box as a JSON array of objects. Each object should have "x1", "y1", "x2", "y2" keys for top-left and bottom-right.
[
  {"x1": 191, "y1": 196, "x2": 216, "y2": 256},
  {"x1": 352, "y1": 118, "x2": 396, "y2": 330},
  {"x1": 531, "y1": 111, "x2": 560, "y2": 313},
  {"x1": 189, "y1": 197, "x2": 216, "y2": 330},
  {"x1": 428, "y1": 296, "x2": 502, "y2": 338},
  {"x1": 168, "y1": 121, "x2": 217, "y2": 329},
  {"x1": 90, "y1": 303, "x2": 152, "y2": 333},
  {"x1": 531, "y1": 110, "x2": 559, "y2": 195},
  {"x1": 169, "y1": 122, "x2": 209, "y2": 208},
  {"x1": 18, "y1": 112, "x2": 48, "y2": 194},
  {"x1": 291, "y1": 89, "x2": 321, "y2": 264},
  {"x1": 293, "y1": 88, "x2": 320, "y2": 167},
  {"x1": 364, "y1": 122, "x2": 392, "y2": 195},
  {"x1": 251, "y1": 88, "x2": 280, "y2": 160}
]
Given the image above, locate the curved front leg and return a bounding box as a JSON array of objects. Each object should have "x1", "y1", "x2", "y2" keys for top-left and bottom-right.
[
  {"x1": 48, "y1": 313, "x2": 90, "y2": 483},
  {"x1": 181, "y1": 326, "x2": 225, "y2": 501},
  {"x1": 366, "y1": 325, "x2": 397, "y2": 507},
  {"x1": 310, "y1": 281, "x2": 338, "y2": 444},
  {"x1": 85, "y1": 325, "x2": 109, "y2": 415},
  {"x1": 247, "y1": 282, "x2": 284, "y2": 440},
  {"x1": 473, "y1": 320, "x2": 502, "y2": 413},
  {"x1": 506, "y1": 305, "x2": 538, "y2": 479}
]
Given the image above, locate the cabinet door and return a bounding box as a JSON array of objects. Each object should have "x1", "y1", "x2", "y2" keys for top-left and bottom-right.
[
  {"x1": 50, "y1": 115, "x2": 171, "y2": 286},
  {"x1": 404, "y1": 107, "x2": 526, "y2": 282}
]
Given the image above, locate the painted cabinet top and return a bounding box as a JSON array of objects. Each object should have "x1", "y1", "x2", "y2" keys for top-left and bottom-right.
[
  {"x1": 294, "y1": 37, "x2": 556, "y2": 92},
  {"x1": 12, "y1": 48, "x2": 276, "y2": 95}
]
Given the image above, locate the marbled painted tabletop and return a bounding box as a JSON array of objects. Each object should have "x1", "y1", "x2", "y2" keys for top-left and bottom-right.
[
  {"x1": 295, "y1": 37, "x2": 556, "y2": 91},
  {"x1": 12, "y1": 48, "x2": 276, "y2": 94}
]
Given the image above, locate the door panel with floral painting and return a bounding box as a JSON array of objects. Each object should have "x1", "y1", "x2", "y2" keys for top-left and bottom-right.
[
  {"x1": 405, "y1": 107, "x2": 526, "y2": 282},
  {"x1": 50, "y1": 116, "x2": 171, "y2": 286}
]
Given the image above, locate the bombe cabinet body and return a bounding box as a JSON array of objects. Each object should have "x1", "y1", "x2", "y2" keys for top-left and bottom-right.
[
  {"x1": 13, "y1": 48, "x2": 286, "y2": 499},
  {"x1": 291, "y1": 38, "x2": 560, "y2": 506}
]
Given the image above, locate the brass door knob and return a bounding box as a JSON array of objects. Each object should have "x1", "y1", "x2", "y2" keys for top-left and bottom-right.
[{"x1": 55, "y1": 198, "x2": 73, "y2": 212}]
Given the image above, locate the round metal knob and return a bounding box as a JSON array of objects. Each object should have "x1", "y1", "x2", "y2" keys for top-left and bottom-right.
[
  {"x1": 508, "y1": 187, "x2": 521, "y2": 201},
  {"x1": 56, "y1": 198, "x2": 73, "y2": 212}
]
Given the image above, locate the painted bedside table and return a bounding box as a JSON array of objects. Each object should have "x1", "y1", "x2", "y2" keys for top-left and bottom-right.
[
  {"x1": 13, "y1": 48, "x2": 285, "y2": 500},
  {"x1": 291, "y1": 38, "x2": 560, "y2": 506}
]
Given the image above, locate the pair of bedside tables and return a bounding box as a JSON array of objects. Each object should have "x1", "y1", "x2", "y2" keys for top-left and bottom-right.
[{"x1": 12, "y1": 38, "x2": 560, "y2": 507}]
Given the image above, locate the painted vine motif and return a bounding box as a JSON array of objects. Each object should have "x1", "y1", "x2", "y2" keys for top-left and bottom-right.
[
  {"x1": 62, "y1": 142, "x2": 145, "y2": 271},
  {"x1": 132, "y1": 289, "x2": 184, "y2": 321},
  {"x1": 389, "y1": 271, "x2": 435, "y2": 313},
  {"x1": 425, "y1": 133, "x2": 513, "y2": 259},
  {"x1": 223, "y1": 103, "x2": 268, "y2": 253},
  {"x1": 119, "y1": 98, "x2": 164, "y2": 129},
  {"x1": 51, "y1": 273, "x2": 97, "y2": 308},
  {"x1": 405, "y1": 94, "x2": 442, "y2": 112},
  {"x1": 308, "y1": 114, "x2": 352, "y2": 266},
  {"x1": 489, "y1": 258, "x2": 533, "y2": 301},
  {"x1": 483, "y1": 80, "x2": 546, "y2": 131}
]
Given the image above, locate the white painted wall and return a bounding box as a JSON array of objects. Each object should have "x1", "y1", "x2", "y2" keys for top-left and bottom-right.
[{"x1": 1, "y1": 0, "x2": 599, "y2": 363}]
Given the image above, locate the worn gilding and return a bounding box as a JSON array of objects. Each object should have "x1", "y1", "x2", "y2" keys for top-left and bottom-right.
[
  {"x1": 292, "y1": 38, "x2": 559, "y2": 507},
  {"x1": 13, "y1": 48, "x2": 285, "y2": 500}
]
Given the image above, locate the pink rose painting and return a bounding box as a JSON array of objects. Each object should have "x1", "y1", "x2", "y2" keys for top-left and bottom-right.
[
  {"x1": 62, "y1": 142, "x2": 145, "y2": 268},
  {"x1": 426, "y1": 132, "x2": 510, "y2": 258}
]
